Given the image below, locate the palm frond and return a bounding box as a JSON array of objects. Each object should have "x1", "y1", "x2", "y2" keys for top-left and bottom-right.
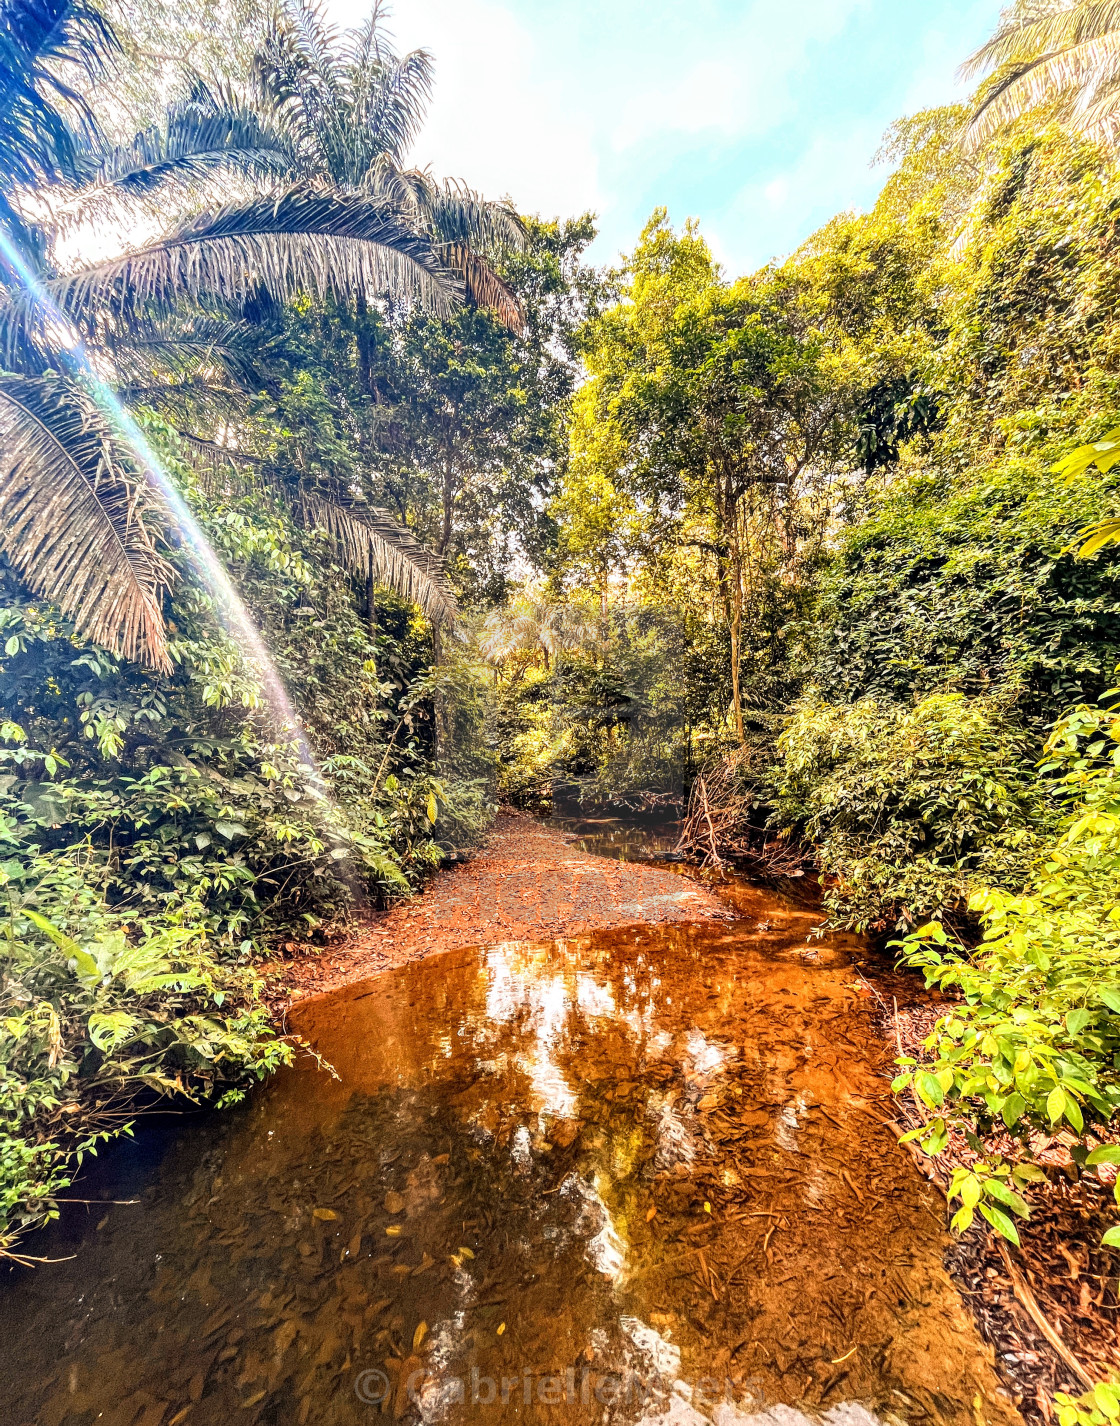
[
  {"x1": 0, "y1": 0, "x2": 119, "y2": 190},
  {"x1": 60, "y1": 93, "x2": 293, "y2": 223},
  {"x1": 442, "y1": 243, "x2": 523, "y2": 331},
  {"x1": 0, "y1": 374, "x2": 171, "y2": 669},
  {"x1": 349, "y1": 44, "x2": 433, "y2": 167},
  {"x1": 962, "y1": 2, "x2": 1120, "y2": 149},
  {"x1": 964, "y1": 33, "x2": 1120, "y2": 149},
  {"x1": 100, "y1": 312, "x2": 271, "y2": 393},
  {"x1": 427, "y1": 180, "x2": 525, "y2": 251},
  {"x1": 300, "y1": 489, "x2": 458, "y2": 626},
  {"x1": 3, "y1": 187, "x2": 463, "y2": 354},
  {"x1": 962, "y1": 1, "x2": 1120, "y2": 78}
]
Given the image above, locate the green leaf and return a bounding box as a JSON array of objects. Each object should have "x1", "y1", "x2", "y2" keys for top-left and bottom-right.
[
  {"x1": 88, "y1": 1011, "x2": 139, "y2": 1053},
  {"x1": 1087, "y1": 1147, "x2": 1120, "y2": 1166},
  {"x1": 1001, "y1": 1092, "x2": 1026, "y2": 1128},
  {"x1": 1099, "y1": 988, "x2": 1120, "y2": 1015},
  {"x1": 1101, "y1": 1226, "x2": 1120, "y2": 1248},
  {"x1": 22, "y1": 907, "x2": 81, "y2": 956},
  {"x1": 426, "y1": 792, "x2": 438, "y2": 824},
  {"x1": 916, "y1": 1071, "x2": 945, "y2": 1108},
  {"x1": 984, "y1": 1179, "x2": 1030, "y2": 1218},
  {"x1": 214, "y1": 820, "x2": 247, "y2": 841},
  {"x1": 950, "y1": 1205, "x2": 974, "y2": 1233},
  {"x1": 4, "y1": 635, "x2": 18, "y2": 656},
  {"x1": 1093, "y1": 1384, "x2": 1120, "y2": 1420},
  {"x1": 1066, "y1": 1009, "x2": 1092, "y2": 1037},
  {"x1": 979, "y1": 1201, "x2": 1021, "y2": 1245},
  {"x1": 1047, "y1": 1085, "x2": 1067, "y2": 1124}
]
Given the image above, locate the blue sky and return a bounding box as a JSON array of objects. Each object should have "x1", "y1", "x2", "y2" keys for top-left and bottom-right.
[{"x1": 327, "y1": 0, "x2": 1005, "y2": 277}]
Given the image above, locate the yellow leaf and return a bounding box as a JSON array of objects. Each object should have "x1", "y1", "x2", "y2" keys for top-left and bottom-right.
[
  {"x1": 413, "y1": 1322, "x2": 428, "y2": 1350},
  {"x1": 312, "y1": 1208, "x2": 338, "y2": 1221}
]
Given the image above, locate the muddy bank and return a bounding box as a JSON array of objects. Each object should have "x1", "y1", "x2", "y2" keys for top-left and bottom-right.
[{"x1": 270, "y1": 812, "x2": 734, "y2": 1005}]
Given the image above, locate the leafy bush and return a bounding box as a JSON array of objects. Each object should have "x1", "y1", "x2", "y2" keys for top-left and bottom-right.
[
  {"x1": 893, "y1": 690, "x2": 1120, "y2": 1247},
  {"x1": 770, "y1": 690, "x2": 1057, "y2": 931},
  {"x1": 0, "y1": 423, "x2": 494, "y2": 1257}
]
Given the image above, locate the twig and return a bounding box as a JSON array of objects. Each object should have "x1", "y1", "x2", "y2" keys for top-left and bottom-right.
[{"x1": 995, "y1": 1238, "x2": 1096, "y2": 1391}]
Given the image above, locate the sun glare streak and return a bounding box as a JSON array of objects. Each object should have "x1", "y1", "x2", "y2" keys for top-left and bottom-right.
[{"x1": 0, "y1": 231, "x2": 354, "y2": 847}]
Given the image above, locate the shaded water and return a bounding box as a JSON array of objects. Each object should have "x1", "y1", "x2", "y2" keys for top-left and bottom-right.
[{"x1": 0, "y1": 867, "x2": 1018, "y2": 1426}]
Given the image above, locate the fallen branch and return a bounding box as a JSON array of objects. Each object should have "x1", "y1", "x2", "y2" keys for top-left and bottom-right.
[{"x1": 995, "y1": 1238, "x2": 1096, "y2": 1391}]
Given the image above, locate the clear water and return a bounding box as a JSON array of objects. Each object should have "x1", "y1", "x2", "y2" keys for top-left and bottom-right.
[{"x1": 0, "y1": 859, "x2": 1017, "y2": 1426}]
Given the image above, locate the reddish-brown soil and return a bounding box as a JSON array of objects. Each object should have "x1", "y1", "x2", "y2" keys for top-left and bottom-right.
[{"x1": 267, "y1": 810, "x2": 734, "y2": 1005}]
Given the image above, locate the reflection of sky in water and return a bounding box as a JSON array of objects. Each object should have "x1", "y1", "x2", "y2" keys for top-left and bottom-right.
[
  {"x1": 648, "y1": 1092, "x2": 699, "y2": 1170},
  {"x1": 564, "y1": 1175, "x2": 626, "y2": 1280},
  {"x1": 685, "y1": 1027, "x2": 731, "y2": 1078}
]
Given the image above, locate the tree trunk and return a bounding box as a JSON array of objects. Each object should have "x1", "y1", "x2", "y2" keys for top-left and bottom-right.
[{"x1": 366, "y1": 568, "x2": 377, "y2": 675}]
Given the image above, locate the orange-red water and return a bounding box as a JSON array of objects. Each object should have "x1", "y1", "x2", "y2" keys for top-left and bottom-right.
[{"x1": 0, "y1": 862, "x2": 1017, "y2": 1426}]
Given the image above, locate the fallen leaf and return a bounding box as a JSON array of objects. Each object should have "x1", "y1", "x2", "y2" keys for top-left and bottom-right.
[
  {"x1": 312, "y1": 1208, "x2": 338, "y2": 1222},
  {"x1": 646, "y1": 1206, "x2": 657, "y2": 1222},
  {"x1": 383, "y1": 1191, "x2": 405, "y2": 1214},
  {"x1": 413, "y1": 1322, "x2": 428, "y2": 1351}
]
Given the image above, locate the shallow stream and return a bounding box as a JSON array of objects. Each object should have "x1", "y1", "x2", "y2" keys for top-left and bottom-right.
[{"x1": 0, "y1": 833, "x2": 1017, "y2": 1426}]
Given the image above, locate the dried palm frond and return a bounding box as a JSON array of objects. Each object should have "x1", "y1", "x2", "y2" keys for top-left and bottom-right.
[
  {"x1": 0, "y1": 374, "x2": 172, "y2": 669},
  {"x1": 962, "y1": 1, "x2": 1120, "y2": 150},
  {"x1": 442, "y1": 243, "x2": 523, "y2": 332},
  {"x1": 299, "y1": 489, "x2": 457, "y2": 626}
]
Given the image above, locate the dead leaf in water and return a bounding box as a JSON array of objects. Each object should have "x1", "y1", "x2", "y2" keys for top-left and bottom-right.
[
  {"x1": 312, "y1": 1208, "x2": 338, "y2": 1222},
  {"x1": 385, "y1": 1225, "x2": 403, "y2": 1237},
  {"x1": 413, "y1": 1322, "x2": 428, "y2": 1350},
  {"x1": 384, "y1": 1191, "x2": 405, "y2": 1214},
  {"x1": 646, "y1": 1206, "x2": 658, "y2": 1222}
]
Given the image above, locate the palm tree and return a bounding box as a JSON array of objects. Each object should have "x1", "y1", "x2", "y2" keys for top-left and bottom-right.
[
  {"x1": 961, "y1": 1, "x2": 1120, "y2": 152},
  {"x1": 251, "y1": 0, "x2": 524, "y2": 327},
  {"x1": 0, "y1": 0, "x2": 477, "y2": 670},
  {"x1": 480, "y1": 595, "x2": 592, "y2": 675}
]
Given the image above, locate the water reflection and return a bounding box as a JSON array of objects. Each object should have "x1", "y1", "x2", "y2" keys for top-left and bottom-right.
[{"x1": 0, "y1": 913, "x2": 1018, "y2": 1426}]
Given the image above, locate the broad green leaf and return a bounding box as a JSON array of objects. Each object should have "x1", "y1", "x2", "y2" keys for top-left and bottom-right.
[
  {"x1": 1099, "y1": 988, "x2": 1120, "y2": 1015},
  {"x1": 984, "y1": 1179, "x2": 1030, "y2": 1218},
  {"x1": 1087, "y1": 1146, "x2": 1120, "y2": 1166},
  {"x1": 1102, "y1": 1226, "x2": 1120, "y2": 1248},
  {"x1": 88, "y1": 1011, "x2": 139, "y2": 1053},
  {"x1": 950, "y1": 1206, "x2": 974, "y2": 1233},
  {"x1": 426, "y1": 792, "x2": 438, "y2": 823},
  {"x1": 1047, "y1": 1085, "x2": 1067, "y2": 1124},
  {"x1": 22, "y1": 908, "x2": 83, "y2": 959},
  {"x1": 917, "y1": 1072, "x2": 945, "y2": 1108},
  {"x1": 1094, "y1": 1384, "x2": 1120, "y2": 1419},
  {"x1": 1066, "y1": 1009, "x2": 1092, "y2": 1037},
  {"x1": 979, "y1": 1202, "x2": 1021, "y2": 1245},
  {"x1": 1001, "y1": 1092, "x2": 1026, "y2": 1128},
  {"x1": 214, "y1": 820, "x2": 247, "y2": 841}
]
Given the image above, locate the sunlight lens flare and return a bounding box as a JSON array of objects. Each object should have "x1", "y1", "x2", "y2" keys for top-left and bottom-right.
[{"x1": 0, "y1": 229, "x2": 355, "y2": 849}]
